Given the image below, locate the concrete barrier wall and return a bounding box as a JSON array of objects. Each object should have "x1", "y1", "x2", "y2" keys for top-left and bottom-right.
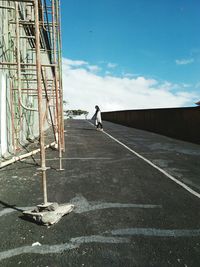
[{"x1": 102, "y1": 106, "x2": 200, "y2": 144}]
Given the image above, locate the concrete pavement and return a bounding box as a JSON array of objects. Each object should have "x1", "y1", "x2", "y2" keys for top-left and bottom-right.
[{"x1": 0, "y1": 119, "x2": 200, "y2": 266}]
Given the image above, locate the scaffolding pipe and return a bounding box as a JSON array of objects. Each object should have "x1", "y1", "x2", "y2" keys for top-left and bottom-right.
[
  {"x1": 10, "y1": 80, "x2": 16, "y2": 153},
  {"x1": 1, "y1": 62, "x2": 56, "y2": 67},
  {"x1": 15, "y1": 2, "x2": 37, "y2": 112},
  {"x1": 56, "y1": 0, "x2": 65, "y2": 151},
  {"x1": 0, "y1": 141, "x2": 56, "y2": 169},
  {"x1": 0, "y1": 6, "x2": 15, "y2": 10},
  {"x1": 41, "y1": 67, "x2": 57, "y2": 140},
  {"x1": 34, "y1": 0, "x2": 48, "y2": 205},
  {"x1": 52, "y1": 0, "x2": 63, "y2": 170},
  {"x1": 0, "y1": 0, "x2": 64, "y2": 177},
  {"x1": 0, "y1": 0, "x2": 34, "y2": 2}
]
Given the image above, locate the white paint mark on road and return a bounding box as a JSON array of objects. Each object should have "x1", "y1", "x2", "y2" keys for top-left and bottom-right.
[
  {"x1": 88, "y1": 121, "x2": 200, "y2": 200},
  {"x1": 70, "y1": 195, "x2": 162, "y2": 213},
  {"x1": 1, "y1": 227, "x2": 200, "y2": 261},
  {"x1": 0, "y1": 235, "x2": 129, "y2": 261},
  {"x1": 108, "y1": 228, "x2": 200, "y2": 237},
  {"x1": 0, "y1": 195, "x2": 161, "y2": 218}
]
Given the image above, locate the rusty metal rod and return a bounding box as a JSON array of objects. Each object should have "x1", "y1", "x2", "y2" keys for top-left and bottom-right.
[
  {"x1": 52, "y1": 0, "x2": 63, "y2": 170},
  {"x1": 9, "y1": 21, "x2": 58, "y2": 26},
  {"x1": 34, "y1": 0, "x2": 48, "y2": 205},
  {"x1": 41, "y1": 66, "x2": 57, "y2": 142},
  {"x1": 15, "y1": 2, "x2": 37, "y2": 112},
  {"x1": 10, "y1": 81, "x2": 16, "y2": 153},
  {"x1": 0, "y1": 142, "x2": 56, "y2": 169},
  {"x1": 0, "y1": 6, "x2": 15, "y2": 10},
  {"x1": 0, "y1": 0, "x2": 33, "y2": 2},
  {"x1": 0, "y1": 62, "x2": 56, "y2": 67},
  {"x1": 12, "y1": 88, "x2": 56, "y2": 91},
  {"x1": 10, "y1": 36, "x2": 35, "y2": 39},
  {"x1": 56, "y1": 0, "x2": 65, "y2": 151}
]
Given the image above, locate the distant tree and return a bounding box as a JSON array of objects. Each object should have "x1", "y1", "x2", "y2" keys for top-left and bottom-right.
[
  {"x1": 63, "y1": 101, "x2": 88, "y2": 119},
  {"x1": 63, "y1": 100, "x2": 68, "y2": 106},
  {"x1": 64, "y1": 109, "x2": 89, "y2": 119}
]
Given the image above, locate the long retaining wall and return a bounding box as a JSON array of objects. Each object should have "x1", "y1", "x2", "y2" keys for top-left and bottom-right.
[{"x1": 102, "y1": 106, "x2": 200, "y2": 144}]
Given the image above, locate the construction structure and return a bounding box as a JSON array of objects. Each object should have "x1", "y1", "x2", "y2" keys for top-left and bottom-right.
[{"x1": 0, "y1": 0, "x2": 72, "y2": 223}]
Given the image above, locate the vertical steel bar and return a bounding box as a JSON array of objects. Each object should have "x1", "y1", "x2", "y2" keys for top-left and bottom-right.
[
  {"x1": 16, "y1": 2, "x2": 37, "y2": 113},
  {"x1": 41, "y1": 65, "x2": 57, "y2": 141},
  {"x1": 52, "y1": 0, "x2": 63, "y2": 170},
  {"x1": 34, "y1": 0, "x2": 48, "y2": 204},
  {"x1": 56, "y1": 0, "x2": 65, "y2": 152},
  {"x1": 8, "y1": 4, "x2": 16, "y2": 153},
  {"x1": 15, "y1": 2, "x2": 23, "y2": 146},
  {"x1": 10, "y1": 80, "x2": 16, "y2": 153}
]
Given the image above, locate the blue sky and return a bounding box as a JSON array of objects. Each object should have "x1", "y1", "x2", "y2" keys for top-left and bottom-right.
[{"x1": 61, "y1": 0, "x2": 200, "y2": 113}]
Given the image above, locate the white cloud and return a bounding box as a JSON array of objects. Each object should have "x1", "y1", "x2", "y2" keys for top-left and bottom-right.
[
  {"x1": 62, "y1": 58, "x2": 88, "y2": 67},
  {"x1": 87, "y1": 65, "x2": 101, "y2": 72},
  {"x1": 181, "y1": 83, "x2": 192, "y2": 88},
  {"x1": 123, "y1": 72, "x2": 140, "y2": 78},
  {"x1": 195, "y1": 82, "x2": 200, "y2": 88},
  {"x1": 175, "y1": 58, "x2": 194, "y2": 65},
  {"x1": 62, "y1": 58, "x2": 197, "y2": 117},
  {"x1": 107, "y1": 62, "x2": 117, "y2": 68}
]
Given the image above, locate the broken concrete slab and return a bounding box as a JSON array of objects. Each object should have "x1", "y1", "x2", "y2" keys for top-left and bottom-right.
[{"x1": 23, "y1": 202, "x2": 74, "y2": 226}]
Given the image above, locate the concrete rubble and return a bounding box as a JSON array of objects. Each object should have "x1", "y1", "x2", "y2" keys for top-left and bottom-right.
[{"x1": 23, "y1": 202, "x2": 74, "y2": 226}]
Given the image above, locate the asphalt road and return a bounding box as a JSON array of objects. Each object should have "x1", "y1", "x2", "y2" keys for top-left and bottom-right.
[{"x1": 0, "y1": 119, "x2": 200, "y2": 267}]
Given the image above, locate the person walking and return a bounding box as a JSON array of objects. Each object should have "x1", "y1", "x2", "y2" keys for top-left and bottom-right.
[{"x1": 92, "y1": 105, "x2": 103, "y2": 131}]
